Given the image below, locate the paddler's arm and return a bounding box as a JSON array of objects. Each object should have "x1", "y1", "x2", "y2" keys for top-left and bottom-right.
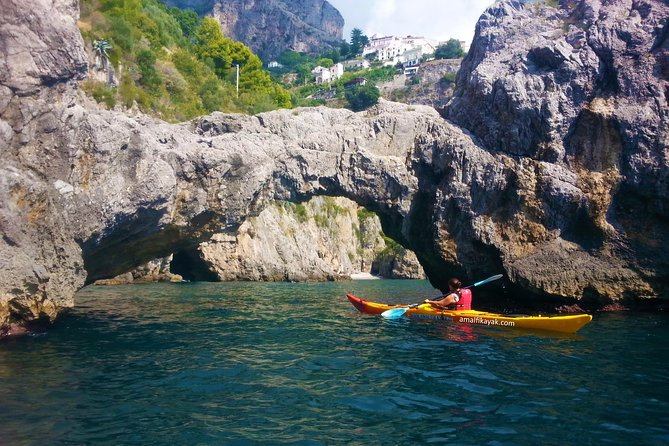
[{"x1": 424, "y1": 293, "x2": 457, "y2": 309}]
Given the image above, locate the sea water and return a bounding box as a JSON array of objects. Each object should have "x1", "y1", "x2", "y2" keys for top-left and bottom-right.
[{"x1": 1, "y1": 281, "x2": 668, "y2": 445}]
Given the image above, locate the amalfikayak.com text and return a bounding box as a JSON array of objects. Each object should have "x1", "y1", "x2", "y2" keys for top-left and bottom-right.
[{"x1": 458, "y1": 316, "x2": 515, "y2": 327}]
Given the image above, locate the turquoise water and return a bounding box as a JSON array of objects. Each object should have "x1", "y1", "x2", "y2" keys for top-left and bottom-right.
[{"x1": 1, "y1": 280, "x2": 668, "y2": 445}]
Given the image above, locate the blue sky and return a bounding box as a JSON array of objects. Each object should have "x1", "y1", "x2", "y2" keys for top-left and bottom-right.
[{"x1": 327, "y1": 0, "x2": 494, "y2": 45}]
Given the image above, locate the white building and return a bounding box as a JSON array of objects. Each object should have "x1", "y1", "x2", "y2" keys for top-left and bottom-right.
[
  {"x1": 362, "y1": 35, "x2": 407, "y2": 64},
  {"x1": 331, "y1": 62, "x2": 344, "y2": 78},
  {"x1": 343, "y1": 59, "x2": 370, "y2": 70},
  {"x1": 402, "y1": 47, "x2": 423, "y2": 68},
  {"x1": 311, "y1": 63, "x2": 344, "y2": 85},
  {"x1": 362, "y1": 35, "x2": 437, "y2": 66},
  {"x1": 402, "y1": 36, "x2": 436, "y2": 56}
]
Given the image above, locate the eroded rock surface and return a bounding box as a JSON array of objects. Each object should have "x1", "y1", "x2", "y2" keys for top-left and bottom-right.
[{"x1": 446, "y1": 0, "x2": 669, "y2": 305}]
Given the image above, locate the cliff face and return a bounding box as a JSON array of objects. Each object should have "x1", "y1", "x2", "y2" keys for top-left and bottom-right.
[
  {"x1": 165, "y1": 0, "x2": 344, "y2": 60},
  {"x1": 445, "y1": 0, "x2": 669, "y2": 303},
  {"x1": 100, "y1": 196, "x2": 425, "y2": 283},
  {"x1": 1, "y1": 0, "x2": 668, "y2": 333},
  {"x1": 380, "y1": 59, "x2": 461, "y2": 109},
  {"x1": 94, "y1": 256, "x2": 183, "y2": 285},
  {"x1": 188, "y1": 197, "x2": 424, "y2": 281}
]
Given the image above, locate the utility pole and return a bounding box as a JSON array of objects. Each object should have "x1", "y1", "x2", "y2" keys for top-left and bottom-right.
[{"x1": 235, "y1": 64, "x2": 239, "y2": 98}]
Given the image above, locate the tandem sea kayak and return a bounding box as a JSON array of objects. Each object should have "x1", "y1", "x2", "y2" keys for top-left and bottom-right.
[{"x1": 346, "y1": 293, "x2": 592, "y2": 334}]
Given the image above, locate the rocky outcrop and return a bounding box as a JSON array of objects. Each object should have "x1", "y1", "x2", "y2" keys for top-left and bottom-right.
[
  {"x1": 1, "y1": 0, "x2": 668, "y2": 334},
  {"x1": 380, "y1": 59, "x2": 461, "y2": 109},
  {"x1": 1, "y1": 0, "x2": 89, "y2": 328},
  {"x1": 374, "y1": 250, "x2": 426, "y2": 280},
  {"x1": 187, "y1": 197, "x2": 424, "y2": 281},
  {"x1": 94, "y1": 256, "x2": 183, "y2": 285},
  {"x1": 445, "y1": 0, "x2": 669, "y2": 305},
  {"x1": 115, "y1": 197, "x2": 425, "y2": 282},
  {"x1": 164, "y1": 0, "x2": 344, "y2": 60}
]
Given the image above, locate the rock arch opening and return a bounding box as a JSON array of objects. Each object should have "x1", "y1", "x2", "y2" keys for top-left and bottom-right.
[{"x1": 166, "y1": 196, "x2": 426, "y2": 283}]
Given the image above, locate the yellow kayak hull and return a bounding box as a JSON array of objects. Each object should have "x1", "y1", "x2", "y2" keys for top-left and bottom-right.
[{"x1": 346, "y1": 293, "x2": 592, "y2": 334}]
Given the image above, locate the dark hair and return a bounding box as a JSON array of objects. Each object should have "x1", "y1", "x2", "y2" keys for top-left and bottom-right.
[{"x1": 448, "y1": 278, "x2": 461, "y2": 289}]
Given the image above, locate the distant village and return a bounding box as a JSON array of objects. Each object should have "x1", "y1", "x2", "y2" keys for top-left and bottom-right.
[{"x1": 268, "y1": 34, "x2": 468, "y2": 86}]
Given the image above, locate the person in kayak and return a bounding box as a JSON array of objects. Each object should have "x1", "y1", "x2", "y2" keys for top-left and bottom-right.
[{"x1": 424, "y1": 278, "x2": 472, "y2": 310}]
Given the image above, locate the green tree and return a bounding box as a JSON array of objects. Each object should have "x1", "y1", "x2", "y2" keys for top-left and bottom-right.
[
  {"x1": 435, "y1": 39, "x2": 465, "y2": 59},
  {"x1": 79, "y1": 0, "x2": 291, "y2": 119},
  {"x1": 107, "y1": 15, "x2": 136, "y2": 53},
  {"x1": 193, "y1": 17, "x2": 291, "y2": 110},
  {"x1": 320, "y1": 49, "x2": 341, "y2": 64},
  {"x1": 350, "y1": 28, "x2": 369, "y2": 56},
  {"x1": 168, "y1": 7, "x2": 200, "y2": 38},
  {"x1": 136, "y1": 49, "x2": 162, "y2": 92},
  {"x1": 339, "y1": 41, "x2": 352, "y2": 59},
  {"x1": 345, "y1": 83, "x2": 380, "y2": 111},
  {"x1": 316, "y1": 57, "x2": 334, "y2": 68},
  {"x1": 278, "y1": 51, "x2": 308, "y2": 69},
  {"x1": 193, "y1": 17, "x2": 232, "y2": 76},
  {"x1": 142, "y1": 3, "x2": 183, "y2": 48}
]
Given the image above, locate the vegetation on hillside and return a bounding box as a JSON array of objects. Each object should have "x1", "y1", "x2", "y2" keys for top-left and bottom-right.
[
  {"x1": 79, "y1": 1, "x2": 460, "y2": 118},
  {"x1": 345, "y1": 84, "x2": 380, "y2": 111},
  {"x1": 269, "y1": 27, "x2": 465, "y2": 112},
  {"x1": 349, "y1": 28, "x2": 370, "y2": 56},
  {"x1": 79, "y1": 0, "x2": 291, "y2": 121},
  {"x1": 434, "y1": 39, "x2": 465, "y2": 59}
]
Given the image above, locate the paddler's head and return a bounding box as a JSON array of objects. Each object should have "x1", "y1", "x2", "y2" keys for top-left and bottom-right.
[{"x1": 448, "y1": 278, "x2": 461, "y2": 291}]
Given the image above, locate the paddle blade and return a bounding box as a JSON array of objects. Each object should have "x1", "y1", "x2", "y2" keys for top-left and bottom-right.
[
  {"x1": 471, "y1": 274, "x2": 503, "y2": 288},
  {"x1": 381, "y1": 307, "x2": 410, "y2": 319}
]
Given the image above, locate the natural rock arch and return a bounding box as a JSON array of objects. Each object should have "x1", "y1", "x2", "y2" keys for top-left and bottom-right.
[{"x1": 2, "y1": 0, "x2": 669, "y2": 330}]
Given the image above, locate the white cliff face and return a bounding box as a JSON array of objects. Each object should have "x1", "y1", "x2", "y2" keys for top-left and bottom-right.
[
  {"x1": 194, "y1": 197, "x2": 425, "y2": 282},
  {"x1": 2, "y1": 0, "x2": 669, "y2": 333},
  {"x1": 199, "y1": 198, "x2": 378, "y2": 281}
]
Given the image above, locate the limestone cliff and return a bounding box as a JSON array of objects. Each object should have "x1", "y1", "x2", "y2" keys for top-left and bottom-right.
[
  {"x1": 185, "y1": 197, "x2": 424, "y2": 281},
  {"x1": 164, "y1": 0, "x2": 344, "y2": 60},
  {"x1": 1, "y1": 0, "x2": 668, "y2": 334},
  {"x1": 110, "y1": 197, "x2": 425, "y2": 283},
  {"x1": 445, "y1": 0, "x2": 669, "y2": 304},
  {"x1": 94, "y1": 256, "x2": 183, "y2": 285}
]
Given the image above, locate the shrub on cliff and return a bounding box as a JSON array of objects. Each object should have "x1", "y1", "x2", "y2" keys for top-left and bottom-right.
[
  {"x1": 345, "y1": 84, "x2": 380, "y2": 111},
  {"x1": 434, "y1": 39, "x2": 465, "y2": 59}
]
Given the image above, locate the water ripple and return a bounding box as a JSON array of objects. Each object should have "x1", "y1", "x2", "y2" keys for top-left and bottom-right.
[{"x1": 1, "y1": 282, "x2": 668, "y2": 445}]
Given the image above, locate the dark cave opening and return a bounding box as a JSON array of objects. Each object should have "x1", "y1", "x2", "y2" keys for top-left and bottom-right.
[{"x1": 170, "y1": 249, "x2": 219, "y2": 282}]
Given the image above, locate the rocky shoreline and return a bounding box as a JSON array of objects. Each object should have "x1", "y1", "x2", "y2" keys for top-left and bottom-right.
[{"x1": 1, "y1": 0, "x2": 668, "y2": 336}]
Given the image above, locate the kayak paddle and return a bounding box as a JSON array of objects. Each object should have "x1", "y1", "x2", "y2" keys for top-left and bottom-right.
[
  {"x1": 380, "y1": 303, "x2": 421, "y2": 319},
  {"x1": 380, "y1": 274, "x2": 504, "y2": 319},
  {"x1": 466, "y1": 274, "x2": 503, "y2": 289}
]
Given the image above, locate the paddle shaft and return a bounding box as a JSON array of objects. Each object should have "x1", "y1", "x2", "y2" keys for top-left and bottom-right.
[{"x1": 435, "y1": 274, "x2": 503, "y2": 299}]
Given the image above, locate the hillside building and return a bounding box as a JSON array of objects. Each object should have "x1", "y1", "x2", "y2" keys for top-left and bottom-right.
[
  {"x1": 342, "y1": 59, "x2": 370, "y2": 70},
  {"x1": 311, "y1": 63, "x2": 344, "y2": 85},
  {"x1": 362, "y1": 35, "x2": 436, "y2": 66}
]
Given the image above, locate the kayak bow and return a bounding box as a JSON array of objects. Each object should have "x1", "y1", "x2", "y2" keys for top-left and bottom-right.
[{"x1": 346, "y1": 293, "x2": 592, "y2": 334}]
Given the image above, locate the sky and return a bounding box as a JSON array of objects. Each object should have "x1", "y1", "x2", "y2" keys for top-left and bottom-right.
[{"x1": 327, "y1": 0, "x2": 495, "y2": 46}]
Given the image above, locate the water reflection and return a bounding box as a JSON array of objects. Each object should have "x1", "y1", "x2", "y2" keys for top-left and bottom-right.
[{"x1": 439, "y1": 323, "x2": 478, "y2": 342}]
